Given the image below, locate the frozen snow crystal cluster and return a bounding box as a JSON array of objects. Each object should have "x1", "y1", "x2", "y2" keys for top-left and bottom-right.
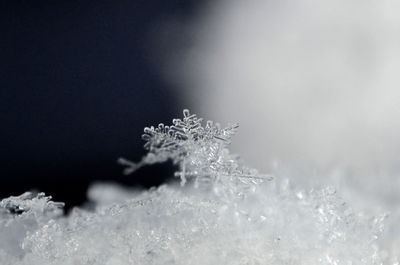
[
  {"x1": 0, "y1": 110, "x2": 397, "y2": 264},
  {"x1": 118, "y1": 109, "x2": 268, "y2": 190}
]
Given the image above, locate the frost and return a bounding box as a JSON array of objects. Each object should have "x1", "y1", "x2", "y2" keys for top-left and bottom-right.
[
  {"x1": 0, "y1": 192, "x2": 64, "y2": 217},
  {"x1": 0, "y1": 110, "x2": 398, "y2": 264},
  {"x1": 0, "y1": 192, "x2": 64, "y2": 259}
]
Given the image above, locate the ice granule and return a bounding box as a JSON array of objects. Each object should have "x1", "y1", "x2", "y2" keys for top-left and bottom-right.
[{"x1": 0, "y1": 110, "x2": 397, "y2": 264}]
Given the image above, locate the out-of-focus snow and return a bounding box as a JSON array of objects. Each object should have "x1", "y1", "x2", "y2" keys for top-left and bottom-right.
[{"x1": 165, "y1": 0, "x2": 400, "y2": 180}]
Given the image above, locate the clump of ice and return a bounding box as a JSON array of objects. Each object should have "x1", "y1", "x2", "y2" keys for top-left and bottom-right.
[
  {"x1": 0, "y1": 110, "x2": 396, "y2": 264},
  {"x1": 0, "y1": 192, "x2": 64, "y2": 263}
]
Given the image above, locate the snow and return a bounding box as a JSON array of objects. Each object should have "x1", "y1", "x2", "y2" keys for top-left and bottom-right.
[{"x1": 1, "y1": 110, "x2": 397, "y2": 264}]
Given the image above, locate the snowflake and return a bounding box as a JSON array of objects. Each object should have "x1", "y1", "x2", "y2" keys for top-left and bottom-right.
[{"x1": 119, "y1": 109, "x2": 271, "y2": 188}]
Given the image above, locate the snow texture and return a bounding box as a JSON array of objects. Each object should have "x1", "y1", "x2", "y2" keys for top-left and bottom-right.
[{"x1": 0, "y1": 110, "x2": 398, "y2": 264}]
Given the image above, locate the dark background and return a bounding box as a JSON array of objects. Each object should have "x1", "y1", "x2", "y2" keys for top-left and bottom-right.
[{"x1": 0, "y1": 0, "x2": 198, "y2": 209}]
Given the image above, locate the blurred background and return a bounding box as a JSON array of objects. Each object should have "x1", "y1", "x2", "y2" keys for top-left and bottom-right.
[
  {"x1": 1, "y1": 0, "x2": 400, "y2": 216},
  {"x1": 0, "y1": 0, "x2": 199, "y2": 208}
]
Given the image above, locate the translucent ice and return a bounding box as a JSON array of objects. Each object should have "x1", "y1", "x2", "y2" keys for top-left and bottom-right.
[{"x1": 0, "y1": 110, "x2": 397, "y2": 264}]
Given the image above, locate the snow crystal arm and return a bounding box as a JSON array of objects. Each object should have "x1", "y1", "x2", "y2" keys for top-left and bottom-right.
[{"x1": 119, "y1": 109, "x2": 272, "y2": 187}]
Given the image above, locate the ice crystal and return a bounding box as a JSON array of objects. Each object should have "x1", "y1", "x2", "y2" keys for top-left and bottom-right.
[
  {"x1": 0, "y1": 192, "x2": 64, "y2": 217},
  {"x1": 0, "y1": 182, "x2": 390, "y2": 265},
  {"x1": 0, "y1": 109, "x2": 397, "y2": 264},
  {"x1": 0, "y1": 192, "x2": 64, "y2": 260},
  {"x1": 119, "y1": 109, "x2": 269, "y2": 189}
]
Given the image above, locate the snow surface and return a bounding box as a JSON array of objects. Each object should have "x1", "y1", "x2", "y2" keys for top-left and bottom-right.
[{"x1": 0, "y1": 110, "x2": 398, "y2": 264}]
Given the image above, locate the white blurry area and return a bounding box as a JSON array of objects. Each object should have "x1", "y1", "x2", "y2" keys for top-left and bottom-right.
[{"x1": 163, "y1": 0, "x2": 400, "y2": 209}]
